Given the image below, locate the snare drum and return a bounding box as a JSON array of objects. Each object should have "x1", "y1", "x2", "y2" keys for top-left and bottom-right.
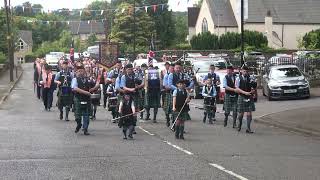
[
  {"x1": 90, "y1": 93, "x2": 101, "y2": 105},
  {"x1": 108, "y1": 97, "x2": 118, "y2": 111}
]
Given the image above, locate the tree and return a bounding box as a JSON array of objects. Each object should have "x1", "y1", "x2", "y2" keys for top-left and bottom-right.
[
  {"x1": 0, "y1": 9, "x2": 8, "y2": 56},
  {"x1": 110, "y1": 2, "x2": 155, "y2": 53},
  {"x1": 302, "y1": 29, "x2": 320, "y2": 50},
  {"x1": 173, "y1": 12, "x2": 188, "y2": 44}
]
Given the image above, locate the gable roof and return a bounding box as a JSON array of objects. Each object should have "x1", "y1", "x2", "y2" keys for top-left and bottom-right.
[
  {"x1": 206, "y1": 0, "x2": 238, "y2": 27},
  {"x1": 68, "y1": 21, "x2": 105, "y2": 35},
  {"x1": 18, "y1": 30, "x2": 33, "y2": 45},
  {"x1": 247, "y1": 0, "x2": 320, "y2": 24},
  {"x1": 188, "y1": 7, "x2": 200, "y2": 27}
]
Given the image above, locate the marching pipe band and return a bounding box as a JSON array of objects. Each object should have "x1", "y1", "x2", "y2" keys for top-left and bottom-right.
[{"x1": 33, "y1": 56, "x2": 257, "y2": 139}]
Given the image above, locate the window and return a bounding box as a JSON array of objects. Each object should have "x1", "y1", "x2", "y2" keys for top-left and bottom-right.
[
  {"x1": 18, "y1": 40, "x2": 24, "y2": 50},
  {"x1": 202, "y1": 18, "x2": 208, "y2": 33}
]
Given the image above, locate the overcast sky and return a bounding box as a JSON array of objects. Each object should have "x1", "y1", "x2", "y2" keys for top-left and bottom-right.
[{"x1": 0, "y1": 0, "x2": 197, "y2": 12}]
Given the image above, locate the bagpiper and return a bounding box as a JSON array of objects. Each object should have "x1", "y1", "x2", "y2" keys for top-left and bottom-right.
[
  {"x1": 55, "y1": 60, "x2": 74, "y2": 121},
  {"x1": 162, "y1": 63, "x2": 174, "y2": 127},
  {"x1": 71, "y1": 65, "x2": 92, "y2": 135},
  {"x1": 144, "y1": 65, "x2": 161, "y2": 123},
  {"x1": 222, "y1": 65, "x2": 238, "y2": 128},
  {"x1": 235, "y1": 66, "x2": 257, "y2": 133},
  {"x1": 135, "y1": 63, "x2": 147, "y2": 119}
]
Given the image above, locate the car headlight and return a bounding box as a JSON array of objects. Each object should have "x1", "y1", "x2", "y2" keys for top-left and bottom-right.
[
  {"x1": 299, "y1": 83, "x2": 309, "y2": 89},
  {"x1": 269, "y1": 85, "x2": 281, "y2": 90}
]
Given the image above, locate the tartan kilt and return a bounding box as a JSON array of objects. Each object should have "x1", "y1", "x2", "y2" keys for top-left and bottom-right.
[
  {"x1": 137, "y1": 89, "x2": 145, "y2": 109},
  {"x1": 162, "y1": 91, "x2": 172, "y2": 114},
  {"x1": 223, "y1": 94, "x2": 238, "y2": 113},
  {"x1": 237, "y1": 95, "x2": 255, "y2": 113},
  {"x1": 58, "y1": 94, "x2": 73, "y2": 107},
  {"x1": 132, "y1": 93, "x2": 142, "y2": 110},
  {"x1": 74, "y1": 97, "x2": 91, "y2": 119},
  {"x1": 172, "y1": 111, "x2": 191, "y2": 121},
  {"x1": 144, "y1": 90, "x2": 161, "y2": 108},
  {"x1": 204, "y1": 97, "x2": 216, "y2": 114}
]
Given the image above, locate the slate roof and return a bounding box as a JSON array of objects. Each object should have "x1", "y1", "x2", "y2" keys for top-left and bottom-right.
[
  {"x1": 188, "y1": 7, "x2": 200, "y2": 27},
  {"x1": 247, "y1": 0, "x2": 320, "y2": 24},
  {"x1": 206, "y1": 0, "x2": 238, "y2": 27},
  {"x1": 68, "y1": 21, "x2": 105, "y2": 35},
  {"x1": 18, "y1": 30, "x2": 33, "y2": 45}
]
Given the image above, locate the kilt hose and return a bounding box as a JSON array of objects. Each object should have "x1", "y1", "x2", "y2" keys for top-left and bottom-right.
[
  {"x1": 162, "y1": 91, "x2": 172, "y2": 115},
  {"x1": 237, "y1": 95, "x2": 255, "y2": 113},
  {"x1": 144, "y1": 90, "x2": 161, "y2": 109},
  {"x1": 223, "y1": 94, "x2": 238, "y2": 114},
  {"x1": 74, "y1": 97, "x2": 91, "y2": 120}
]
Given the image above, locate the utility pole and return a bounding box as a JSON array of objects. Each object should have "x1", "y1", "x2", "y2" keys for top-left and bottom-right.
[
  {"x1": 4, "y1": 0, "x2": 14, "y2": 82},
  {"x1": 133, "y1": 0, "x2": 136, "y2": 58},
  {"x1": 240, "y1": 0, "x2": 245, "y2": 67}
]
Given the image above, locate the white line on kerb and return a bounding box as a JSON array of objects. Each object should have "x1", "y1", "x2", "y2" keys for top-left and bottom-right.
[
  {"x1": 138, "y1": 126, "x2": 155, "y2": 136},
  {"x1": 164, "y1": 141, "x2": 194, "y2": 155},
  {"x1": 209, "y1": 163, "x2": 249, "y2": 180}
]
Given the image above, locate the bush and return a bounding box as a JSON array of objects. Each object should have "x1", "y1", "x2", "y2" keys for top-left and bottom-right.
[
  {"x1": 190, "y1": 32, "x2": 219, "y2": 50},
  {"x1": 0, "y1": 52, "x2": 7, "y2": 64},
  {"x1": 303, "y1": 29, "x2": 320, "y2": 49},
  {"x1": 25, "y1": 53, "x2": 37, "y2": 63},
  {"x1": 172, "y1": 43, "x2": 191, "y2": 50}
]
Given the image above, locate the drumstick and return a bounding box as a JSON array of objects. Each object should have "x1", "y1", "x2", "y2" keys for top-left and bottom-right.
[{"x1": 109, "y1": 109, "x2": 146, "y2": 122}]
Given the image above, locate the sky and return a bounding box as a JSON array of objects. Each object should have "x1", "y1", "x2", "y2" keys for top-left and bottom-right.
[{"x1": 0, "y1": 0, "x2": 198, "y2": 12}]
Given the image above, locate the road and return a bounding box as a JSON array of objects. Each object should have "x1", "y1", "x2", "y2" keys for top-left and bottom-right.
[{"x1": 0, "y1": 63, "x2": 319, "y2": 180}]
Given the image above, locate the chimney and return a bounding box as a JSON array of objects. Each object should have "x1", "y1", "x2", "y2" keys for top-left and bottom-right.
[{"x1": 265, "y1": 10, "x2": 273, "y2": 48}]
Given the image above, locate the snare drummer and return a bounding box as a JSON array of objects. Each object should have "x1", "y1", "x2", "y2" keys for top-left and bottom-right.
[
  {"x1": 106, "y1": 75, "x2": 118, "y2": 120},
  {"x1": 202, "y1": 78, "x2": 217, "y2": 124},
  {"x1": 71, "y1": 65, "x2": 92, "y2": 136}
]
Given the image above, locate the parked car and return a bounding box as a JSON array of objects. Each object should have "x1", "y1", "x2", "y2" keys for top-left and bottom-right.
[{"x1": 262, "y1": 65, "x2": 310, "y2": 100}]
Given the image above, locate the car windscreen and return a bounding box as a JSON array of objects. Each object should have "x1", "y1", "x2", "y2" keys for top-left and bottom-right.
[
  {"x1": 270, "y1": 68, "x2": 302, "y2": 79},
  {"x1": 192, "y1": 61, "x2": 213, "y2": 73}
]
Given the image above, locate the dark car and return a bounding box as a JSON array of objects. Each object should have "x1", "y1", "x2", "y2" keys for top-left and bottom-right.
[{"x1": 262, "y1": 65, "x2": 310, "y2": 100}]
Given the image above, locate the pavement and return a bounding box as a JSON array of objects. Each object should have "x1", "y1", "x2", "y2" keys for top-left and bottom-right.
[
  {"x1": 0, "y1": 66, "x2": 23, "y2": 105},
  {"x1": 0, "y1": 63, "x2": 320, "y2": 179}
]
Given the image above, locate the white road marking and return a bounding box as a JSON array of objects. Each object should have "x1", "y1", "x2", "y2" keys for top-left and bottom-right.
[
  {"x1": 164, "y1": 140, "x2": 194, "y2": 155},
  {"x1": 138, "y1": 126, "x2": 155, "y2": 136},
  {"x1": 209, "y1": 163, "x2": 249, "y2": 180},
  {"x1": 139, "y1": 126, "x2": 250, "y2": 180}
]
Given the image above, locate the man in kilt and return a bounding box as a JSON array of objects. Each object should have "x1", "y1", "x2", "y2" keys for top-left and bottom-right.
[
  {"x1": 144, "y1": 65, "x2": 161, "y2": 123},
  {"x1": 113, "y1": 67, "x2": 125, "y2": 123},
  {"x1": 135, "y1": 63, "x2": 147, "y2": 119},
  {"x1": 162, "y1": 63, "x2": 174, "y2": 127},
  {"x1": 55, "y1": 60, "x2": 74, "y2": 121},
  {"x1": 71, "y1": 65, "x2": 92, "y2": 135},
  {"x1": 202, "y1": 78, "x2": 217, "y2": 124},
  {"x1": 223, "y1": 65, "x2": 238, "y2": 128},
  {"x1": 235, "y1": 66, "x2": 257, "y2": 133}
]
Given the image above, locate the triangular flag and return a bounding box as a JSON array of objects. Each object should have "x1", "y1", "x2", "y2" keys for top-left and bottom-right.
[
  {"x1": 100, "y1": 10, "x2": 104, "y2": 15},
  {"x1": 80, "y1": 10, "x2": 83, "y2": 16},
  {"x1": 145, "y1": 6, "x2": 148, "y2": 12},
  {"x1": 153, "y1": 5, "x2": 157, "y2": 12}
]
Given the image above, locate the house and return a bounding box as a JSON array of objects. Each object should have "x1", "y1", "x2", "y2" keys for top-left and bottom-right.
[
  {"x1": 191, "y1": 0, "x2": 320, "y2": 49},
  {"x1": 68, "y1": 21, "x2": 105, "y2": 42},
  {"x1": 14, "y1": 30, "x2": 33, "y2": 64}
]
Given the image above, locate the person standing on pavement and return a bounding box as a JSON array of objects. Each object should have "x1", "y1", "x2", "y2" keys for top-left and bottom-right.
[
  {"x1": 40, "y1": 65, "x2": 56, "y2": 111},
  {"x1": 55, "y1": 60, "x2": 74, "y2": 121},
  {"x1": 71, "y1": 65, "x2": 92, "y2": 136},
  {"x1": 223, "y1": 65, "x2": 238, "y2": 128},
  {"x1": 202, "y1": 78, "x2": 217, "y2": 124},
  {"x1": 162, "y1": 63, "x2": 174, "y2": 127},
  {"x1": 118, "y1": 94, "x2": 136, "y2": 140},
  {"x1": 172, "y1": 79, "x2": 191, "y2": 140},
  {"x1": 235, "y1": 66, "x2": 256, "y2": 133}
]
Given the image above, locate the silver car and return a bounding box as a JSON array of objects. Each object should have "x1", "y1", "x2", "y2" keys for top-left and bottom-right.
[{"x1": 262, "y1": 65, "x2": 310, "y2": 100}]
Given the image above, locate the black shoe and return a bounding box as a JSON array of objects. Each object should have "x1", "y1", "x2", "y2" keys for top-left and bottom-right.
[
  {"x1": 123, "y1": 136, "x2": 127, "y2": 140},
  {"x1": 246, "y1": 129, "x2": 254, "y2": 134},
  {"x1": 224, "y1": 120, "x2": 227, "y2": 127},
  {"x1": 166, "y1": 121, "x2": 170, "y2": 127},
  {"x1": 65, "y1": 119, "x2": 70, "y2": 121},
  {"x1": 60, "y1": 114, "x2": 63, "y2": 120},
  {"x1": 128, "y1": 134, "x2": 133, "y2": 139},
  {"x1": 238, "y1": 127, "x2": 241, "y2": 132},
  {"x1": 179, "y1": 135, "x2": 184, "y2": 140},
  {"x1": 132, "y1": 131, "x2": 137, "y2": 134},
  {"x1": 75, "y1": 125, "x2": 81, "y2": 133},
  {"x1": 84, "y1": 130, "x2": 90, "y2": 136}
]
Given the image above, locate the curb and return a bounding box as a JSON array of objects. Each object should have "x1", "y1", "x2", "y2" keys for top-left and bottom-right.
[
  {"x1": 255, "y1": 109, "x2": 320, "y2": 137},
  {"x1": 0, "y1": 69, "x2": 24, "y2": 106}
]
